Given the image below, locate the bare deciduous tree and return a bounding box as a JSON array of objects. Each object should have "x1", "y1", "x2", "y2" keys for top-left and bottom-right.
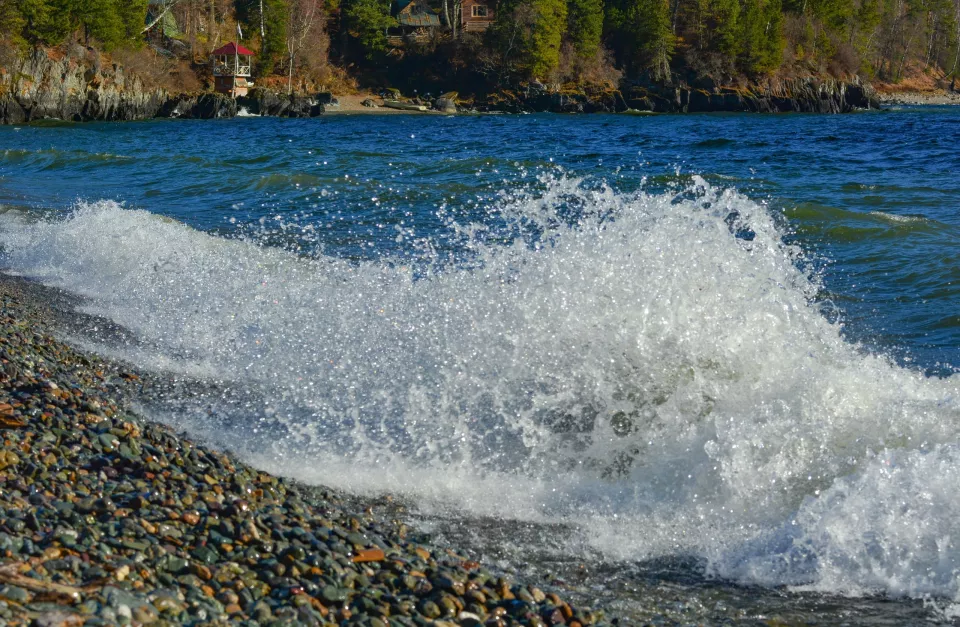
[{"x1": 286, "y1": 0, "x2": 326, "y2": 93}]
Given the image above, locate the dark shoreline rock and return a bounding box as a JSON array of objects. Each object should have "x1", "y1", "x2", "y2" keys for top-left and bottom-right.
[
  {"x1": 477, "y1": 76, "x2": 879, "y2": 114},
  {"x1": 158, "y1": 92, "x2": 238, "y2": 119},
  {"x1": 236, "y1": 88, "x2": 326, "y2": 118},
  {"x1": 0, "y1": 272, "x2": 616, "y2": 626}
]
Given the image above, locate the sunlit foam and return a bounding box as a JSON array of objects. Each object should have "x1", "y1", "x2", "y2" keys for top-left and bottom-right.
[{"x1": 0, "y1": 175, "x2": 958, "y2": 599}]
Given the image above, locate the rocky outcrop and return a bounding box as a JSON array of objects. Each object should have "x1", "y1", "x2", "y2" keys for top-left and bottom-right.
[
  {"x1": 158, "y1": 92, "x2": 237, "y2": 119},
  {"x1": 434, "y1": 96, "x2": 458, "y2": 113},
  {"x1": 0, "y1": 47, "x2": 329, "y2": 124},
  {"x1": 478, "y1": 76, "x2": 878, "y2": 114},
  {"x1": 481, "y1": 87, "x2": 630, "y2": 113},
  {"x1": 0, "y1": 47, "x2": 168, "y2": 124},
  {"x1": 236, "y1": 88, "x2": 325, "y2": 117},
  {"x1": 623, "y1": 77, "x2": 880, "y2": 113}
]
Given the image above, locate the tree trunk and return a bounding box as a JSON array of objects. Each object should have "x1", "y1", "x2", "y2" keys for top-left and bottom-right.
[
  {"x1": 142, "y1": 0, "x2": 182, "y2": 34},
  {"x1": 453, "y1": 0, "x2": 460, "y2": 39},
  {"x1": 289, "y1": 53, "x2": 295, "y2": 94},
  {"x1": 210, "y1": 0, "x2": 217, "y2": 53},
  {"x1": 340, "y1": 5, "x2": 349, "y2": 62},
  {"x1": 260, "y1": 0, "x2": 266, "y2": 39}
]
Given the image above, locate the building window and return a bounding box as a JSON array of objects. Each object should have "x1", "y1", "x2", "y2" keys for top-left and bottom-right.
[{"x1": 472, "y1": 5, "x2": 488, "y2": 17}]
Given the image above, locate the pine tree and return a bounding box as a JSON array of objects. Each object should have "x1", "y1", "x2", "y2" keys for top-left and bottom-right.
[
  {"x1": 69, "y1": 0, "x2": 125, "y2": 49},
  {"x1": 115, "y1": 0, "x2": 148, "y2": 46},
  {"x1": 343, "y1": 0, "x2": 395, "y2": 61},
  {"x1": 18, "y1": 0, "x2": 70, "y2": 44},
  {"x1": 528, "y1": 0, "x2": 567, "y2": 76},
  {"x1": 0, "y1": 0, "x2": 24, "y2": 44},
  {"x1": 808, "y1": 0, "x2": 853, "y2": 33},
  {"x1": 633, "y1": 0, "x2": 674, "y2": 81},
  {"x1": 567, "y1": 0, "x2": 603, "y2": 58},
  {"x1": 260, "y1": 0, "x2": 290, "y2": 73},
  {"x1": 851, "y1": 0, "x2": 881, "y2": 70},
  {"x1": 741, "y1": 0, "x2": 784, "y2": 74},
  {"x1": 711, "y1": 0, "x2": 741, "y2": 59}
]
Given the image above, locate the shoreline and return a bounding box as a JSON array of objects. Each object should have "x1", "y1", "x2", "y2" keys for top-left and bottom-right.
[
  {"x1": 0, "y1": 272, "x2": 612, "y2": 626},
  {"x1": 875, "y1": 89, "x2": 960, "y2": 106},
  {"x1": 322, "y1": 94, "x2": 449, "y2": 115}
]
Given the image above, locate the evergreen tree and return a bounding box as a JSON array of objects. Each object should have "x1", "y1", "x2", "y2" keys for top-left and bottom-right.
[
  {"x1": 711, "y1": 0, "x2": 741, "y2": 58},
  {"x1": 740, "y1": 0, "x2": 784, "y2": 74},
  {"x1": 343, "y1": 0, "x2": 395, "y2": 61},
  {"x1": 70, "y1": 0, "x2": 125, "y2": 49},
  {"x1": 0, "y1": 0, "x2": 24, "y2": 44},
  {"x1": 851, "y1": 0, "x2": 881, "y2": 70},
  {"x1": 116, "y1": 0, "x2": 148, "y2": 45},
  {"x1": 260, "y1": 0, "x2": 290, "y2": 73},
  {"x1": 18, "y1": 0, "x2": 70, "y2": 44},
  {"x1": 528, "y1": 0, "x2": 567, "y2": 76},
  {"x1": 681, "y1": 0, "x2": 712, "y2": 50},
  {"x1": 808, "y1": 0, "x2": 853, "y2": 33},
  {"x1": 567, "y1": 0, "x2": 603, "y2": 58},
  {"x1": 633, "y1": 0, "x2": 674, "y2": 80}
]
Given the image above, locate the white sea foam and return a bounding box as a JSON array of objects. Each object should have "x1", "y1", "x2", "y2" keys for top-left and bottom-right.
[{"x1": 0, "y1": 176, "x2": 958, "y2": 600}]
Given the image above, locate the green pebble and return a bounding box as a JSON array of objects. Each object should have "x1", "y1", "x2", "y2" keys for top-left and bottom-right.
[
  {"x1": 191, "y1": 546, "x2": 218, "y2": 564},
  {"x1": 0, "y1": 586, "x2": 29, "y2": 603},
  {"x1": 165, "y1": 557, "x2": 189, "y2": 573},
  {"x1": 98, "y1": 433, "x2": 118, "y2": 451},
  {"x1": 419, "y1": 601, "x2": 442, "y2": 619},
  {"x1": 347, "y1": 532, "x2": 369, "y2": 546},
  {"x1": 320, "y1": 586, "x2": 349, "y2": 604},
  {"x1": 122, "y1": 539, "x2": 149, "y2": 552}
]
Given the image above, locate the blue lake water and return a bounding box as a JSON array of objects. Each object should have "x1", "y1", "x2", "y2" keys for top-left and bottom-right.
[{"x1": 0, "y1": 109, "x2": 959, "y2": 622}]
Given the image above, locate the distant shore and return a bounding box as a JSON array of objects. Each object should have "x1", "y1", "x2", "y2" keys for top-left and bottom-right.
[
  {"x1": 324, "y1": 94, "x2": 448, "y2": 115},
  {"x1": 876, "y1": 90, "x2": 960, "y2": 106}
]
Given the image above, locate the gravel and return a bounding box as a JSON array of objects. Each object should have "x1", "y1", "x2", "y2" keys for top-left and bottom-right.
[{"x1": 0, "y1": 274, "x2": 616, "y2": 627}]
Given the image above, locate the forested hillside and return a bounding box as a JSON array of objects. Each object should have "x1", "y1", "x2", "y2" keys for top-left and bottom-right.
[{"x1": 0, "y1": 0, "x2": 957, "y2": 93}]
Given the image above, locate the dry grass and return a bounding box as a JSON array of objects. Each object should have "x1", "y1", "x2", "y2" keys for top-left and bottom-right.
[
  {"x1": 873, "y1": 61, "x2": 946, "y2": 93},
  {"x1": 256, "y1": 63, "x2": 357, "y2": 95},
  {"x1": 110, "y1": 47, "x2": 202, "y2": 92},
  {"x1": 555, "y1": 44, "x2": 622, "y2": 89}
]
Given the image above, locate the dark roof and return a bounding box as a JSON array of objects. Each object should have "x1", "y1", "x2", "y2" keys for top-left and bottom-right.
[
  {"x1": 393, "y1": 0, "x2": 441, "y2": 26},
  {"x1": 212, "y1": 42, "x2": 254, "y2": 56},
  {"x1": 398, "y1": 12, "x2": 441, "y2": 26}
]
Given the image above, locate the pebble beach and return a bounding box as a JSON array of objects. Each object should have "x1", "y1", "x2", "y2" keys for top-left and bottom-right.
[{"x1": 0, "y1": 274, "x2": 612, "y2": 627}]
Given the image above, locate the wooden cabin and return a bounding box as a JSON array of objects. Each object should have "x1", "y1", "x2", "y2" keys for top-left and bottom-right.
[
  {"x1": 393, "y1": 0, "x2": 441, "y2": 39},
  {"x1": 211, "y1": 42, "x2": 254, "y2": 98},
  {"x1": 461, "y1": 0, "x2": 494, "y2": 32}
]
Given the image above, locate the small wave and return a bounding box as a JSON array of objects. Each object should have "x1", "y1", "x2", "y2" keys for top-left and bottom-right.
[
  {"x1": 253, "y1": 172, "x2": 325, "y2": 190},
  {"x1": 694, "y1": 138, "x2": 736, "y2": 148},
  {"x1": 868, "y1": 210, "x2": 928, "y2": 224}
]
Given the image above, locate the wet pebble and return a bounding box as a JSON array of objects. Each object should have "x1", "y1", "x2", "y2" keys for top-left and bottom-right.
[{"x1": 0, "y1": 278, "x2": 617, "y2": 626}]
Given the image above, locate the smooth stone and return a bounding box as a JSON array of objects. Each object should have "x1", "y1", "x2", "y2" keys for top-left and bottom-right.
[
  {"x1": 191, "y1": 545, "x2": 218, "y2": 564},
  {"x1": 98, "y1": 434, "x2": 118, "y2": 452},
  {"x1": 0, "y1": 586, "x2": 29, "y2": 603},
  {"x1": 319, "y1": 585, "x2": 349, "y2": 604},
  {"x1": 346, "y1": 532, "x2": 369, "y2": 546}
]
